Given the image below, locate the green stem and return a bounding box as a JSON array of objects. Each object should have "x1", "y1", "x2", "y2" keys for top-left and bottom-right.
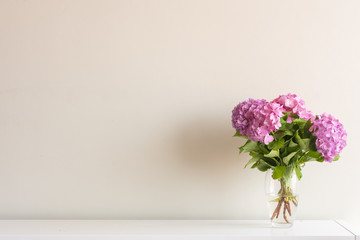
[
  {"x1": 271, "y1": 178, "x2": 297, "y2": 223},
  {"x1": 279, "y1": 178, "x2": 293, "y2": 197}
]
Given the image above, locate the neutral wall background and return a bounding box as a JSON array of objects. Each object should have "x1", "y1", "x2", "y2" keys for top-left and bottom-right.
[{"x1": 0, "y1": 0, "x2": 359, "y2": 222}]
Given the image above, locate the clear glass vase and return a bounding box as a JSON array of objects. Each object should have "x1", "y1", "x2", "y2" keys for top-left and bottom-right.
[{"x1": 265, "y1": 169, "x2": 298, "y2": 228}]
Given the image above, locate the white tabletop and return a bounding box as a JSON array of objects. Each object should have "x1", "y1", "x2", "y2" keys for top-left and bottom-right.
[
  {"x1": 0, "y1": 220, "x2": 355, "y2": 240},
  {"x1": 336, "y1": 220, "x2": 360, "y2": 239}
]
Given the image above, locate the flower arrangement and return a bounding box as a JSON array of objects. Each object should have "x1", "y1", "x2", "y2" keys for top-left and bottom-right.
[{"x1": 232, "y1": 94, "x2": 347, "y2": 224}]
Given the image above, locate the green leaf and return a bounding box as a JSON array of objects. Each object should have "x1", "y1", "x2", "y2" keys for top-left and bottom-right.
[
  {"x1": 272, "y1": 166, "x2": 286, "y2": 179},
  {"x1": 233, "y1": 131, "x2": 242, "y2": 137},
  {"x1": 290, "y1": 113, "x2": 300, "y2": 119},
  {"x1": 239, "y1": 140, "x2": 258, "y2": 153},
  {"x1": 283, "y1": 113, "x2": 289, "y2": 122},
  {"x1": 245, "y1": 153, "x2": 262, "y2": 168},
  {"x1": 274, "y1": 130, "x2": 293, "y2": 139},
  {"x1": 281, "y1": 139, "x2": 300, "y2": 158},
  {"x1": 286, "y1": 147, "x2": 300, "y2": 158},
  {"x1": 289, "y1": 139, "x2": 298, "y2": 148},
  {"x1": 280, "y1": 117, "x2": 287, "y2": 125},
  {"x1": 267, "y1": 140, "x2": 276, "y2": 149},
  {"x1": 303, "y1": 151, "x2": 321, "y2": 162},
  {"x1": 293, "y1": 118, "x2": 306, "y2": 124},
  {"x1": 257, "y1": 160, "x2": 273, "y2": 172},
  {"x1": 290, "y1": 152, "x2": 301, "y2": 165},
  {"x1": 268, "y1": 138, "x2": 285, "y2": 151},
  {"x1": 279, "y1": 123, "x2": 292, "y2": 131},
  {"x1": 258, "y1": 143, "x2": 270, "y2": 154},
  {"x1": 283, "y1": 151, "x2": 298, "y2": 165},
  {"x1": 307, "y1": 151, "x2": 321, "y2": 158},
  {"x1": 264, "y1": 149, "x2": 280, "y2": 158},
  {"x1": 304, "y1": 119, "x2": 313, "y2": 138},
  {"x1": 309, "y1": 138, "x2": 317, "y2": 151},
  {"x1": 302, "y1": 139, "x2": 311, "y2": 148},
  {"x1": 293, "y1": 118, "x2": 306, "y2": 129},
  {"x1": 298, "y1": 154, "x2": 306, "y2": 164},
  {"x1": 233, "y1": 131, "x2": 248, "y2": 139},
  {"x1": 294, "y1": 165, "x2": 302, "y2": 180},
  {"x1": 294, "y1": 131, "x2": 310, "y2": 150},
  {"x1": 283, "y1": 166, "x2": 294, "y2": 184},
  {"x1": 249, "y1": 152, "x2": 259, "y2": 157},
  {"x1": 263, "y1": 157, "x2": 279, "y2": 167},
  {"x1": 316, "y1": 157, "x2": 324, "y2": 162},
  {"x1": 293, "y1": 131, "x2": 304, "y2": 148},
  {"x1": 333, "y1": 155, "x2": 340, "y2": 161}
]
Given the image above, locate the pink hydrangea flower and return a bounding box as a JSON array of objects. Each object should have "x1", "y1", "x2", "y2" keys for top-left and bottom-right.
[
  {"x1": 272, "y1": 94, "x2": 315, "y2": 122},
  {"x1": 232, "y1": 99, "x2": 283, "y2": 144},
  {"x1": 310, "y1": 113, "x2": 347, "y2": 162}
]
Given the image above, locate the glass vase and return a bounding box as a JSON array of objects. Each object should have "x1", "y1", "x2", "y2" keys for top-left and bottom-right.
[{"x1": 265, "y1": 169, "x2": 299, "y2": 228}]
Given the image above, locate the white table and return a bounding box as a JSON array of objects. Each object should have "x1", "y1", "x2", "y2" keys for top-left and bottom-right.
[
  {"x1": 0, "y1": 220, "x2": 355, "y2": 240},
  {"x1": 337, "y1": 220, "x2": 360, "y2": 240}
]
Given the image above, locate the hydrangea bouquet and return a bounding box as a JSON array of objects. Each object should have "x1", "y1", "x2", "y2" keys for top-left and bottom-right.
[{"x1": 232, "y1": 94, "x2": 347, "y2": 226}]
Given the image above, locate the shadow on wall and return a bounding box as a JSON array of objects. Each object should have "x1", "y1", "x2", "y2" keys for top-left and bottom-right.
[
  {"x1": 168, "y1": 114, "x2": 265, "y2": 219},
  {"x1": 173, "y1": 114, "x2": 250, "y2": 175}
]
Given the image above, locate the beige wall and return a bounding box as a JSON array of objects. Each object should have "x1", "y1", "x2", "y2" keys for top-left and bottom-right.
[{"x1": 0, "y1": 0, "x2": 359, "y2": 222}]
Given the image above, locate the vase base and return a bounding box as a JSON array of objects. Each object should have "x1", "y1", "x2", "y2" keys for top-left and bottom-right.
[{"x1": 271, "y1": 221, "x2": 294, "y2": 228}]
